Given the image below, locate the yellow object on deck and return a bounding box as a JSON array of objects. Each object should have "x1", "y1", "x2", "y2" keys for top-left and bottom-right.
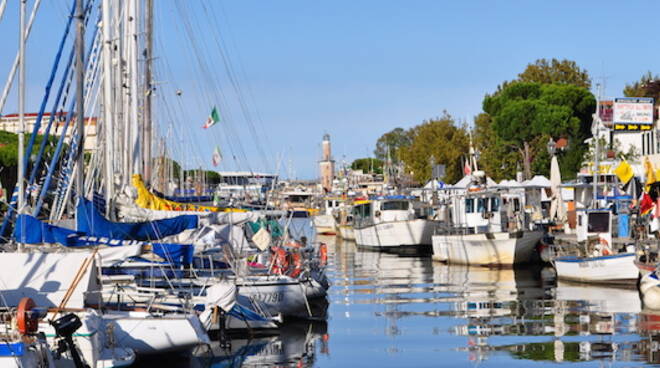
[
  {"x1": 132, "y1": 174, "x2": 246, "y2": 213},
  {"x1": 614, "y1": 161, "x2": 633, "y2": 185}
]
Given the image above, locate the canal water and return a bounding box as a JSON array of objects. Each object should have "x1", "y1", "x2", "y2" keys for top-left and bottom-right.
[{"x1": 140, "y1": 219, "x2": 660, "y2": 367}]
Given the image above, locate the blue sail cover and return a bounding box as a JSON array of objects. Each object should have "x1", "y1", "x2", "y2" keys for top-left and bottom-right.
[
  {"x1": 153, "y1": 190, "x2": 213, "y2": 203},
  {"x1": 76, "y1": 198, "x2": 198, "y2": 241},
  {"x1": 14, "y1": 214, "x2": 194, "y2": 266}
]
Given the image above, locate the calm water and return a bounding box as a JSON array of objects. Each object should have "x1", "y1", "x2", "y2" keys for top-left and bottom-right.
[{"x1": 140, "y1": 220, "x2": 660, "y2": 367}]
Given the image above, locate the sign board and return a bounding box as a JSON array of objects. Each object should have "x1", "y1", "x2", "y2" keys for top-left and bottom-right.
[
  {"x1": 432, "y1": 164, "x2": 445, "y2": 179},
  {"x1": 613, "y1": 97, "x2": 654, "y2": 131},
  {"x1": 598, "y1": 100, "x2": 614, "y2": 124},
  {"x1": 613, "y1": 123, "x2": 653, "y2": 132}
]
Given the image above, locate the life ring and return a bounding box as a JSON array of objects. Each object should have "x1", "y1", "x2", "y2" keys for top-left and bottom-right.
[
  {"x1": 319, "y1": 243, "x2": 328, "y2": 266},
  {"x1": 17, "y1": 297, "x2": 38, "y2": 335},
  {"x1": 599, "y1": 238, "x2": 612, "y2": 256},
  {"x1": 289, "y1": 252, "x2": 303, "y2": 278},
  {"x1": 270, "y1": 247, "x2": 289, "y2": 275}
]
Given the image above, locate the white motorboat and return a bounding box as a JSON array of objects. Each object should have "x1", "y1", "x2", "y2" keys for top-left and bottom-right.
[
  {"x1": 552, "y1": 209, "x2": 638, "y2": 284},
  {"x1": 353, "y1": 196, "x2": 435, "y2": 251},
  {"x1": 432, "y1": 180, "x2": 541, "y2": 265}
]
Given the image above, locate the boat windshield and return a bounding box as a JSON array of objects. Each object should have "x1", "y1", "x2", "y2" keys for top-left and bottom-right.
[
  {"x1": 382, "y1": 201, "x2": 409, "y2": 211},
  {"x1": 587, "y1": 212, "x2": 609, "y2": 233}
]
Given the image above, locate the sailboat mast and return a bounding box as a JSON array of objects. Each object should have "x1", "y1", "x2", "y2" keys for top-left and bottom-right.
[
  {"x1": 102, "y1": 0, "x2": 114, "y2": 215},
  {"x1": 128, "y1": 0, "x2": 140, "y2": 176},
  {"x1": 143, "y1": 0, "x2": 153, "y2": 184},
  {"x1": 17, "y1": 0, "x2": 26, "y2": 212},
  {"x1": 75, "y1": 0, "x2": 85, "y2": 202}
]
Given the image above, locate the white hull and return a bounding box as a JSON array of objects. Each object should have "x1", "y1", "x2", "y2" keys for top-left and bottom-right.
[
  {"x1": 432, "y1": 231, "x2": 542, "y2": 265},
  {"x1": 354, "y1": 219, "x2": 434, "y2": 249},
  {"x1": 104, "y1": 312, "x2": 210, "y2": 355},
  {"x1": 338, "y1": 225, "x2": 355, "y2": 240},
  {"x1": 554, "y1": 252, "x2": 638, "y2": 284},
  {"x1": 640, "y1": 272, "x2": 660, "y2": 310},
  {"x1": 238, "y1": 277, "x2": 327, "y2": 320},
  {"x1": 313, "y1": 215, "x2": 336, "y2": 234}
]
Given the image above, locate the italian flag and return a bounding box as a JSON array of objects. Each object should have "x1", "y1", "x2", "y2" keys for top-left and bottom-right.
[
  {"x1": 212, "y1": 146, "x2": 222, "y2": 167},
  {"x1": 203, "y1": 106, "x2": 220, "y2": 129}
]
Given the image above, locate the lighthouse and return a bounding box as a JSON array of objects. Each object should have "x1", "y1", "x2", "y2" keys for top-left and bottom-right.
[{"x1": 319, "y1": 134, "x2": 335, "y2": 193}]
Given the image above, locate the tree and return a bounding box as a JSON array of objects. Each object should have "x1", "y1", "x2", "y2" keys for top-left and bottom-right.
[
  {"x1": 518, "y1": 58, "x2": 591, "y2": 89},
  {"x1": 400, "y1": 113, "x2": 469, "y2": 184},
  {"x1": 624, "y1": 71, "x2": 660, "y2": 103},
  {"x1": 482, "y1": 82, "x2": 596, "y2": 179},
  {"x1": 472, "y1": 113, "x2": 519, "y2": 181},
  {"x1": 374, "y1": 127, "x2": 413, "y2": 163},
  {"x1": 351, "y1": 157, "x2": 383, "y2": 174}
]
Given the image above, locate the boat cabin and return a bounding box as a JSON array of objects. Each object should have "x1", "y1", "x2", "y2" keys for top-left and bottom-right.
[
  {"x1": 576, "y1": 209, "x2": 612, "y2": 245},
  {"x1": 352, "y1": 196, "x2": 429, "y2": 228},
  {"x1": 448, "y1": 190, "x2": 526, "y2": 234}
]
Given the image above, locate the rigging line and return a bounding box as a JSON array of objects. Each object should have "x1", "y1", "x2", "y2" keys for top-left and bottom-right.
[
  {"x1": 150, "y1": 11, "x2": 218, "y2": 169},
  {"x1": 0, "y1": 0, "x2": 43, "y2": 115},
  {"x1": 202, "y1": 1, "x2": 273, "y2": 172},
  {"x1": 165, "y1": 1, "x2": 249, "y2": 174},
  {"x1": 174, "y1": 1, "x2": 254, "y2": 173}
]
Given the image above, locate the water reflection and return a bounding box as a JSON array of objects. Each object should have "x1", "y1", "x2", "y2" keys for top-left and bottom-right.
[
  {"x1": 191, "y1": 321, "x2": 328, "y2": 368},
  {"x1": 324, "y1": 235, "x2": 660, "y2": 367}
]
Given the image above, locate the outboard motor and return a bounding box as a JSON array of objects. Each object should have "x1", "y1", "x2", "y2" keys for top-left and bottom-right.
[{"x1": 51, "y1": 313, "x2": 88, "y2": 368}]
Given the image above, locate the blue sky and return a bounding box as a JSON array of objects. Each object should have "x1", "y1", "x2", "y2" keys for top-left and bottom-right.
[{"x1": 0, "y1": 0, "x2": 658, "y2": 179}]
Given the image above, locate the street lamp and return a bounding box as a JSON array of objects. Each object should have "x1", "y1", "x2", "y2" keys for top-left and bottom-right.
[{"x1": 547, "y1": 137, "x2": 556, "y2": 156}]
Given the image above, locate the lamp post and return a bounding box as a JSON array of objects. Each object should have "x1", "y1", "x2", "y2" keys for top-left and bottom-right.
[{"x1": 547, "y1": 137, "x2": 556, "y2": 156}]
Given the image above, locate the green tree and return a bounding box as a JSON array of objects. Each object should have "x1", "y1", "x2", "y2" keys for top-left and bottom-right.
[
  {"x1": 400, "y1": 112, "x2": 469, "y2": 184},
  {"x1": 374, "y1": 127, "x2": 413, "y2": 163},
  {"x1": 351, "y1": 157, "x2": 383, "y2": 174},
  {"x1": 624, "y1": 71, "x2": 660, "y2": 104},
  {"x1": 483, "y1": 82, "x2": 595, "y2": 179},
  {"x1": 518, "y1": 58, "x2": 591, "y2": 89},
  {"x1": 473, "y1": 113, "x2": 519, "y2": 181}
]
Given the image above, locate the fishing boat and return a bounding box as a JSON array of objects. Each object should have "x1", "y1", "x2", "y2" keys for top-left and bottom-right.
[
  {"x1": 336, "y1": 204, "x2": 355, "y2": 241},
  {"x1": 432, "y1": 175, "x2": 542, "y2": 265},
  {"x1": 352, "y1": 195, "x2": 435, "y2": 252},
  {"x1": 552, "y1": 209, "x2": 637, "y2": 284},
  {"x1": 312, "y1": 197, "x2": 341, "y2": 235}
]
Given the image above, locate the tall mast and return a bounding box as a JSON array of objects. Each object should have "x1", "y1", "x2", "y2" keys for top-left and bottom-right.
[
  {"x1": 128, "y1": 0, "x2": 140, "y2": 176},
  {"x1": 102, "y1": 0, "x2": 114, "y2": 215},
  {"x1": 17, "y1": 0, "x2": 26, "y2": 213},
  {"x1": 593, "y1": 83, "x2": 602, "y2": 209},
  {"x1": 143, "y1": 0, "x2": 153, "y2": 184},
  {"x1": 74, "y1": 0, "x2": 85, "y2": 205}
]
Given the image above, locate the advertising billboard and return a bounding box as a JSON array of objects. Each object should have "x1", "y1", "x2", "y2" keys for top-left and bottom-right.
[{"x1": 612, "y1": 97, "x2": 654, "y2": 131}]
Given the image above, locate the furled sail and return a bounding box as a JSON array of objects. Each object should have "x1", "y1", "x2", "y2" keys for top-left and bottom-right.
[
  {"x1": 132, "y1": 174, "x2": 246, "y2": 213},
  {"x1": 77, "y1": 197, "x2": 198, "y2": 241}
]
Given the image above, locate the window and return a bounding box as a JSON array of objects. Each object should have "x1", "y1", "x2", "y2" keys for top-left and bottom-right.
[
  {"x1": 382, "y1": 201, "x2": 409, "y2": 211},
  {"x1": 477, "y1": 198, "x2": 487, "y2": 213},
  {"x1": 513, "y1": 198, "x2": 520, "y2": 212},
  {"x1": 465, "y1": 198, "x2": 474, "y2": 213},
  {"x1": 587, "y1": 212, "x2": 609, "y2": 233},
  {"x1": 490, "y1": 197, "x2": 500, "y2": 211}
]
